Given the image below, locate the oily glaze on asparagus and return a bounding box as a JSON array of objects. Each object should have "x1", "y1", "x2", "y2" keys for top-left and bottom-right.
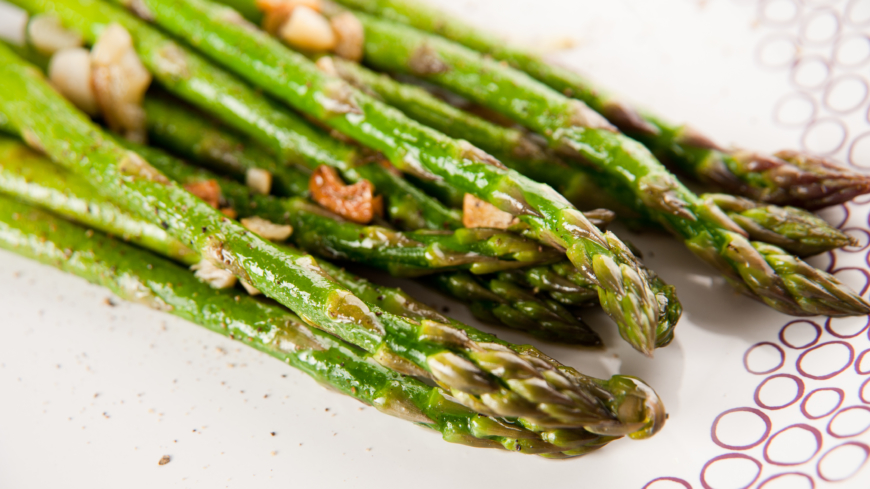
[
  {"x1": 9, "y1": 0, "x2": 460, "y2": 231},
  {"x1": 346, "y1": 14, "x2": 869, "y2": 317},
  {"x1": 315, "y1": 55, "x2": 853, "y2": 259},
  {"x1": 0, "y1": 131, "x2": 602, "y2": 346},
  {"x1": 96, "y1": 0, "x2": 666, "y2": 356},
  {"x1": 0, "y1": 48, "x2": 666, "y2": 434},
  {"x1": 0, "y1": 197, "x2": 622, "y2": 456},
  {"x1": 328, "y1": 0, "x2": 870, "y2": 210}
]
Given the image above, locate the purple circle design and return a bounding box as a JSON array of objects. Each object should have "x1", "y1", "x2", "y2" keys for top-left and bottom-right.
[
  {"x1": 861, "y1": 378, "x2": 870, "y2": 404},
  {"x1": 757, "y1": 471, "x2": 815, "y2": 489},
  {"x1": 822, "y1": 74, "x2": 870, "y2": 113},
  {"x1": 829, "y1": 267, "x2": 870, "y2": 296},
  {"x1": 825, "y1": 316, "x2": 870, "y2": 338},
  {"x1": 827, "y1": 405, "x2": 870, "y2": 438},
  {"x1": 839, "y1": 228, "x2": 870, "y2": 253},
  {"x1": 773, "y1": 91, "x2": 818, "y2": 127},
  {"x1": 817, "y1": 442, "x2": 870, "y2": 482},
  {"x1": 845, "y1": 0, "x2": 870, "y2": 26},
  {"x1": 744, "y1": 342, "x2": 785, "y2": 375},
  {"x1": 855, "y1": 348, "x2": 870, "y2": 374},
  {"x1": 799, "y1": 7, "x2": 842, "y2": 46},
  {"x1": 755, "y1": 374, "x2": 806, "y2": 410},
  {"x1": 791, "y1": 55, "x2": 833, "y2": 90},
  {"x1": 833, "y1": 32, "x2": 870, "y2": 68},
  {"x1": 780, "y1": 320, "x2": 822, "y2": 349},
  {"x1": 800, "y1": 387, "x2": 845, "y2": 419},
  {"x1": 759, "y1": 0, "x2": 802, "y2": 26},
  {"x1": 700, "y1": 453, "x2": 762, "y2": 489},
  {"x1": 801, "y1": 117, "x2": 849, "y2": 156},
  {"x1": 796, "y1": 341, "x2": 856, "y2": 380},
  {"x1": 763, "y1": 424, "x2": 824, "y2": 466},
  {"x1": 643, "y1": 477, "x2": 693, "y2": 489},
  {"x1": 711, "y1": 407, "x2": 772, "y2": 450}
]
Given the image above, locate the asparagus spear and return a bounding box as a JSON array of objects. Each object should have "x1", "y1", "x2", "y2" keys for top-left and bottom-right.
[
  {"x1": 96, "y1": 0, "x2": 662, "y2": 356},
  {"x1": 346, "y1": 14, "x2": 869, "y2": 317},
  {"x1": 141, "y1": 95, "x2": 309, "y2": 198},
  {"x1": 328, "y1": 0, "x2": 870, "y2": 210},
  {"x1": 0, "y1": 36, "x2": 607, "y2": 344},
  {"x1": 112, "y1": 105, "x2": 609, "y2": 343},
  {"x1": 0, "y1": 49, "x2": 665, "y2": 434},
  {"x1": 9, "y1": 0, "x2": 459, "y2": 232},
  {"x1": 0, "y1": 130, "x2": 601, "y2": 346},
  {"x1": 0, "y1": 197, "x2": 621, "y2": 456}
]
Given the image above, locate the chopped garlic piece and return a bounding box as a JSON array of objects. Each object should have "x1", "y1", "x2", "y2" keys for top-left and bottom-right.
[
  {"x1": 330, "y1": 12, "x2": 364, "y2": 61},
  {"x1": 28, "y1": 14, "x2": 82, "y2": 55},
  {"x1": 240, "y1": 216, "x2": 293, "y2": 242},
  {"x1": 279, "y1": 6, "x2": 336, "y2": 52},
  {"x1": 462, "y1": 193, "x2": 518, "y2": 229},
  {"x1": 240, "y1": 280, "x2": 262, "y2": 296},
  {"x1": 48, "y1": 48, "x2": 99, "y2": 116},
  {"x1": 91, "y1": 23, "x2": 152, "y2": 143},
  {"x1": 245, "y1": 167, "x2": 273, "y2": 195},
  {"x1": 191, "y1": 260, "x2": 237, "y2": 289}
]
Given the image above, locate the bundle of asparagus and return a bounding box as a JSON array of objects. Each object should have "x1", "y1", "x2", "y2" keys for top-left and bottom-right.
[{"x1": 1, "y1": 0, "x2": 868, "y2": 460}]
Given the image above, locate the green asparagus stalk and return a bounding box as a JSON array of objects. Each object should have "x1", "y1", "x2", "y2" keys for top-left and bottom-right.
[
  {"x1": 0, "y1": 197, "x2": 621, "y2": 456},
  {"x1": 97, "y1": 0, "x2": 663, "y2": 356},
  {"x1": 105, "y1": 104, "x2": 607, "y2": 343},
  {"x1": 0, "y1": 131, "x2": 601, "y2": 346},
  {"x1": 348, "y1": 13, "x2": 869, "y2": 317},
  {"x1": 141, "y1": 95, "x2": 309, "y2": 198},
  {"x1": 329, "y1": 0, "x2": 870, "y2": 210},
  {"x1": 0, "y1": 49, "x2": 665, "y2": 434},
  {"x1": 8, "y1": 27, "x2": 600, "y2": 344},
  {"x1": 120, "y1": 141, "x2": 566, "y2": 277},
  {"x1": 9, "y1": 0, "x2": 460, "y2": 232},
  {"x1": 320, "y1": 56, "x2": 853, "y2": 258},
  {"x1": 143, "y1": 95, "x2": 311, "y2": 198}
]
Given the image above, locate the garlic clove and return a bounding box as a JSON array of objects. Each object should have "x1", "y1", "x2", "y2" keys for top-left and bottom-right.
[
  {"x1": 27, "y1": 14, "x2": 82, "y2": 55},
  {"x1": 279, "y1": 6, "x2": 336, "y2": 52},
  {"x1": 330, "y1": 12, "x2": 364, "y2": 61},
  {"x1": 48, "y1": 48, "x2": 99, "y2": 116}
]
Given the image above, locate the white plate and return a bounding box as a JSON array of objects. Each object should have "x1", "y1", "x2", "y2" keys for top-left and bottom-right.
[{"x1": 1, "y1": 0, "x2": 869, "y2": 487}]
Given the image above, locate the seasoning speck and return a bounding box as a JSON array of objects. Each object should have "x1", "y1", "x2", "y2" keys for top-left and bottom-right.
[{"x1": 158, "y1": 455, "x2": 171, "y2": 466}]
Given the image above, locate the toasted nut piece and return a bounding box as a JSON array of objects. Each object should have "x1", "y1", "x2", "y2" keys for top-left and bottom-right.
[
  {"x1": 279, "y1": 6, "x2": 336, "y2": 52},
  {"x1": 463, "y1": 193, "x2": 518, "y2": 229},
  {"x1": 330, "y1": 12, "x2": 364, "y2": 61},
  {"x1": 90, "y1": 24, "x2": 152, "y2": 143},
  {"x1": 183, "y1": 179, "x2": 222, "y2": 209},
  {"x1": 245, "y1": 167, "x2": 273, "y2": 195},
  {"x1": 28, "y1": 14, "x2": 82, "y2": 55},
  {"x1": 191, "y1": 260, "x2": 237, "y2": 289},
  {"x1": 240, "y1": 216, "x2": 293, "y2": 242},
  {"x1": 309, "y1": 165, "x2": 382, "y2": 224},
  {"x1": 48, "y1": 48, "x2": 99, "y2": 116}
]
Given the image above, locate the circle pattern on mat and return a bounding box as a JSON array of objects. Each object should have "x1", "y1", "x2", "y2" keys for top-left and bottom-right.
[{"x1": 640, "y1": 0, "x2": 870, "y2": 486}]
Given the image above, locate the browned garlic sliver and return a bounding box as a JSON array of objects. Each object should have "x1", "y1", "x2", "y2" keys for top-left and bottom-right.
[{"x1": 48, "y1": 48, "x2": 99, "y2": 116}]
